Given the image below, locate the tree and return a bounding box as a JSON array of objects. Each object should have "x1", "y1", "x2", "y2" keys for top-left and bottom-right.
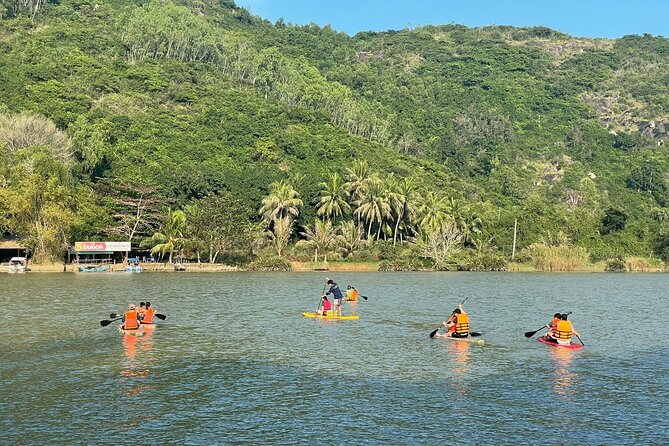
[
  {"x1": 0, "y1": 133, "x2": 84, "y2": 263},
  {"x1": 299, "y1": 219, "x2": 337, "y2": 262},
  {"x1": 95, "y1": 180, "x2": 163, "y2": 250},
  {"x1": 412, "y1": 218, "x2": 464, "y2": 270},
  {"x1": 353, "y1": 174, "x2": 390, "y2": 240},
  {"x1": 267, "y1": 216, "x2": 292, "y2": 257},
  {"x1": 185, "y1": 193, "x2": 254, "y2": 263},
  {"x1": 259, "y1": 179, "x2": 303, "y2": 224},
  {"x1": 259, "y1": 180, "x2": 302, "y2": 257},
  {"x1": 418, "y1": 191, "x2": 449, "y2": 231},
  {"x1": 387, "y1": 176, "x2": 419, "y2": 245},
  {"x1": 336, "y1": 220, "x2": 365, "y2": 258},
  {"x1": 316, "y1": 172, "x2": 350, "y2": 222},
  {"x1": 344, "y1": 159, "x2": 370, "y2": 206},
  {"x1": 145, "y1": 209, "x2": 187, "y2": 263}
]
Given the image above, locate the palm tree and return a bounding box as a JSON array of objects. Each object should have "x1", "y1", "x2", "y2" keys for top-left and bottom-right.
[
  {"x1": 387, "y1": 176, "x2": 419, "y2": 245},
  {"x1": 354, "y1": 175, "x2": 391, "y2": 240},
  {"x1": 344, "y1": 159, "x2": 370, "y2": 207},
  {"x1": 336, "y1": 220, "x2": 364, "y2": 258},
  {"x1": 316, "y1": 172, "x2": 350, "y2": 223},
  {"x1": 418, "y1": 191, "x2": 449, "y2": 231},
  {"x1": 259, "y1": 180, "x2": 303, "y2": 257},
  {"x1": 146, "y1": 209, "x2": 187, "y2": 264},
  {"x1": 259, "y1": 180, "x2": 303, "y2": 224},
  {"x1": 267, "y1": 216, "x2": 292, "y2": 257},
  {"x1": 299, "y1": 219, "x2": 337, "y2": 262}
]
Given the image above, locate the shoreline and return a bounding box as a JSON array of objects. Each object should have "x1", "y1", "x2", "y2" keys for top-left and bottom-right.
[{"x1": 4, "y1": 261, "x2": 667, "y2": 273}]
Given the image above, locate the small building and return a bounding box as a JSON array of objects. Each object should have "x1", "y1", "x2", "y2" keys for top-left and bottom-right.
[
  {"x1": 70, "y1": 241, "x2": 132, "y2": 266},
  {"x1": 0, "y1": 237, "x2": 27, "y2": 263}
]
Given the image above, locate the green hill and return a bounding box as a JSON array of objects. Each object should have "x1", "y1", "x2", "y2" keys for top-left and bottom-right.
[{"x1": 1, "y1": 0, "x2": 669, "y2": 268}]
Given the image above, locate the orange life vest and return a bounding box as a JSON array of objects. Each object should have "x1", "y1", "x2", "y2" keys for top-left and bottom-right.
[
  {"x1": 551, "y1": 317, "x2": 560, "y2": 334},
  {"x1": 454, "y1": 312, "x2": 470, "y2": 334},
  {"x1": 124, "y1": 310, "x2": 139, "y2": 329},
  {"x1": 350, "y1": 289, "x2": 358, "y2": 301},
  {"x1": 142, "y1": 307, "x2": 154, "y2": 324},
  {"x1": 554, "y1": 320, "x2": 573, "y2": 340}
]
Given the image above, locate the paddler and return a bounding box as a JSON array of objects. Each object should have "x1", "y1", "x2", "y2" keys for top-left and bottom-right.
[
  {"x1": 541, "y1": 313, "x2": 562, "y2": 342},
  {"x1": 324, "y1": 279, "x2": 344, "y2": 316},
  {"x1": 441, "y1": 304, "x2": 470, "y2": 338},
  {"x1": 317, "y1": 296, "x2": 332, "y2": 316},
  {"x1": 545, "y1": 313, "x2": 581, "y2": 345},
  {"x1": 141, "y1": 301, "x2": 155, "y2": 324},
  {"x1": 345, "y1": 285, "x2": 358, "y2": 302},
  {"x1": 122, "y1": 304, "x2": 141, "y2": 331},
  {"x1": 138, "y1": 302, "x2": 147, "y2": 319}
]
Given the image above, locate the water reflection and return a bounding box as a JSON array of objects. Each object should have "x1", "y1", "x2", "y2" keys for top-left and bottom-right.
[
  {"x1": 549, "y1": 347, "x2": 578, "y2": 398},
  {"x1": 444, "y1": 340, "x2": 470, "y2": 398},
  {"x1": 120, "y1": 330, "x2": 155, "y2": 397}
]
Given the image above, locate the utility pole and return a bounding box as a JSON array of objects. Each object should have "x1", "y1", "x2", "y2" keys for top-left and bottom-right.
[{"x1": 511, "y1": 218, "x2": 518, "y2": 260}]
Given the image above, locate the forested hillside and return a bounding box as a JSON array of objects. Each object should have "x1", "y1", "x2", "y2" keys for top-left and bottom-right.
[{"x1": 1, "y1": 0, "x2": 668, "y2": 270}]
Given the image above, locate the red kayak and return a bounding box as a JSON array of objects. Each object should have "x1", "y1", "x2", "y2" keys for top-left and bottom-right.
[{"x1": 537, "y1": 337, "x2": 583, "y2": 349}]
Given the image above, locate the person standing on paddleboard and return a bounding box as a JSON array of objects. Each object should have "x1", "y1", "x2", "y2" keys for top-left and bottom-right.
[
  {"x1": 441, "y1": 304, "x2": 470, "y2": 338},
  {"x1": 324, "y1": 279, "x2": 344, "y2": 316}
]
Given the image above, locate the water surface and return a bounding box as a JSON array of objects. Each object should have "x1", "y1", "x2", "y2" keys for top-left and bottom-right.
[{"x1": 1, "y1": 272, "x2": 667, "y2": 444}]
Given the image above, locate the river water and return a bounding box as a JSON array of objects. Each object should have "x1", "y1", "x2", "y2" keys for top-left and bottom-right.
[{"x1": 0, "y1": 272, "x2": 667, "y2": 445}]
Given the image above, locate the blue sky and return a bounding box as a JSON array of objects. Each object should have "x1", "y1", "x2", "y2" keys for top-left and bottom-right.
[{"x1": 235, "y1": 0, "x2": 668, "y2": 39}]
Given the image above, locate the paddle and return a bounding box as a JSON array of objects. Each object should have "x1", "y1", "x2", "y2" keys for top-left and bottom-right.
[
  {"x1": 575, "y1": 334, "x2": 585, "y2": 346},
  {"x1": 100, "y1": 317, "x2": 122, "y2": 327},
  {"x1": 524, "y1": 326, "x2": 547, "y2": 338},
  {"x1": 524, "y1": 311, "x2": 572, "y2": 338},
  {"x1": 110, "y1": 312, "x2": 167, "y2": 320},
  {"x1": 429, "y1": 297, "x2": 470, "y2": 338}
]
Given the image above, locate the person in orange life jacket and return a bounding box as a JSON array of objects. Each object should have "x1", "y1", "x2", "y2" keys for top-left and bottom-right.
[
  {"x1": 441, "y1": 304, "x2": 470, "y2": 338},
  {"x1": 122, "y1": 304, "x2": 141, "y2": 330},
  {"x1": 345, "y1": 285, "x2": 358, "y2": 302},
  {"x1": 324, "y1": 279, "x2": 344, "y2": 316},
  {"x1": 137, "y1": 302, "x2": 146, "y2": 319},
  {"x1": 317, "y1": 296, "x2": 332, "y2": 316},
  {"x1": 141, "y1": 301, "x2": 155, "y2": 324},
  {"x1": 541, "y1": 313, "x2": 562, "y2": 341},
  {"x1": 545, "y1": 313, "x2": 581, "y2": 344}
]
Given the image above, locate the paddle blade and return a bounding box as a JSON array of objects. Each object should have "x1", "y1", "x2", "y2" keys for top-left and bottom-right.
[
  {"x1": 470, "y1": 332, "x2": 482, "y2": 337},
  {"x1": 155, "y1": 313, "x2": 167, "y2": 320},
  {"x1": 110, "y1": 313, "x2": 119, "y2": 318},
  {"x1": 429, "y1": 328, "x2": 440, "y2": 338},
  {"x1": 361, "y1": 295, "x2": 368, "y2": 301},
  {"x1": 100, "y1": 319, "x2": 114, "y2": 327}
]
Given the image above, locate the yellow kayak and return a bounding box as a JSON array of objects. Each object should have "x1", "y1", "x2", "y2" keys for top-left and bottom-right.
[{"x1": 302, "y1": 312, "x2": 360, "y2": 320}]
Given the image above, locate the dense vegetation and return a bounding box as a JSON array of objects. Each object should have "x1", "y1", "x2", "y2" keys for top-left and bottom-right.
[{"x1": 1, "y1": 0, "x2": 668, "y2": 270}]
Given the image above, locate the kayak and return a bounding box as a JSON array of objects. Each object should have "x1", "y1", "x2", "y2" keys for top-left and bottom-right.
[
  {"x1": 140, "y1": 323, "x2": 156, "y2": 330},
  {"x1": 433, "y1": 332, "x2": 484, "y2": 345},
  {"x1": 537, "y1": 337, "x2": 583, "y2": 349},
  {"x1": 118, "y1": 326, "x2": 146, "y2": 337},
  {"x1": 302, "y1": 312, "x2": 360, "y2": 320}
]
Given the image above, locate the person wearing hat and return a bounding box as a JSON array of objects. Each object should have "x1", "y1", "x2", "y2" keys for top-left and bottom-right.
[
  {"x1": 122, "y1": 304, "x2": 140, "y2": 330},
  {"x1": 323, "y1": 279, "x2": 344, "y2": 316}
]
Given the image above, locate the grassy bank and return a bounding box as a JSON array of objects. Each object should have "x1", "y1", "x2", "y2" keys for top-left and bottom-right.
[{"x1": 7, "y1": 260, "x2": 668, "y2": 273}]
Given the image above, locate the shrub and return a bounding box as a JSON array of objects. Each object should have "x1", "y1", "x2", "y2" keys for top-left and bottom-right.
[
  {"x1": 246, "y1": 255, "x2": 292, "y2": 271},
  {"x1": 625, "y1": 256, "x2": 652, "y2": 272},
  {"x1": 605, "y1": 255, "x2": 626, "y2": 272},
  {"x1": 523, "y1": 243, "x2": 590, "y2": 271}
]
